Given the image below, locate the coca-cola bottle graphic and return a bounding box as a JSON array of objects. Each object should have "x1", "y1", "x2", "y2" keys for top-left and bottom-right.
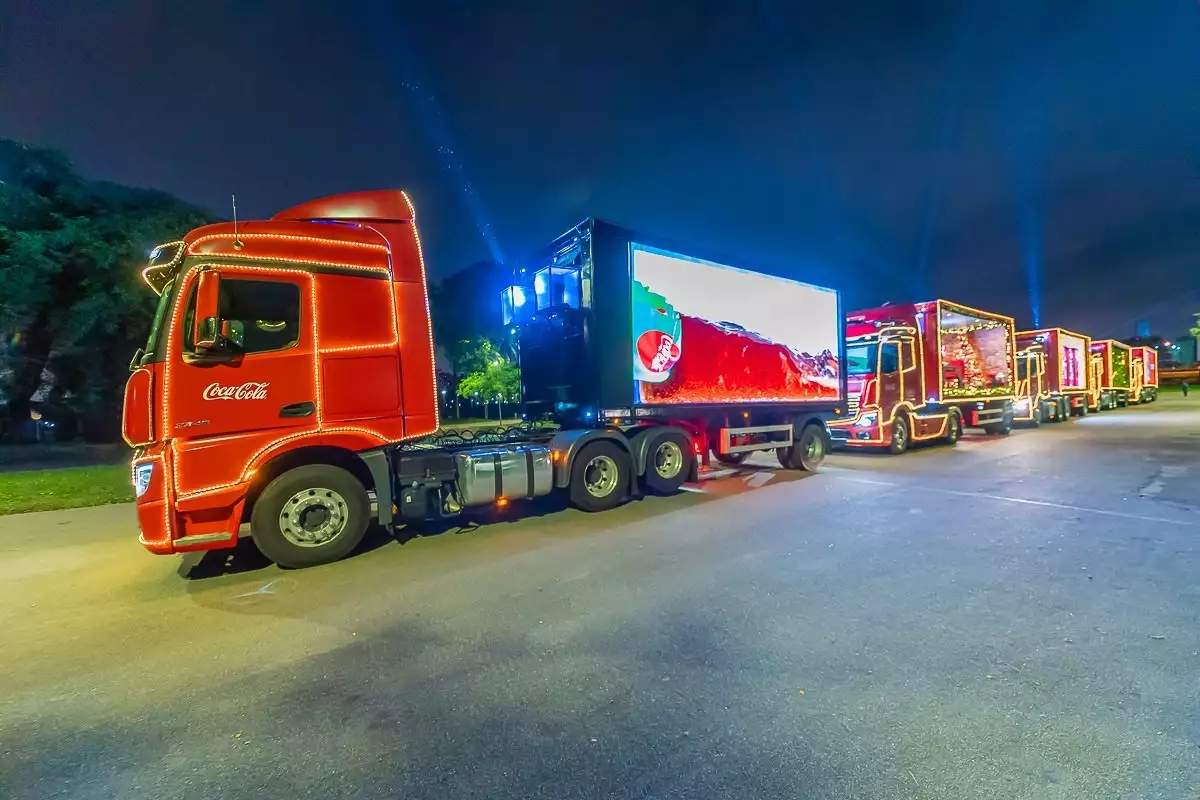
[{"x1": 631, "y1": 280, "x2": 682, "y2": 385}]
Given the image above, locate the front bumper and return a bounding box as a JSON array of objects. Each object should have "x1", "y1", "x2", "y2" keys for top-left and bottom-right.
[{"x1": 133, "y1": 446, "x2": 244, "y2": 555}]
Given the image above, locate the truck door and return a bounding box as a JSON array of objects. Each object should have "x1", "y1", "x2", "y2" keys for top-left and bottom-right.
[
  {"x1": 166, "y1": 268, "x2": 317, "y2": 497},
  {"x1": 877, "y1": 341, "x2": 901, "y2": 419},
  {"x1": 898, "y1": 335, "x2": 934, "y2": 433}
]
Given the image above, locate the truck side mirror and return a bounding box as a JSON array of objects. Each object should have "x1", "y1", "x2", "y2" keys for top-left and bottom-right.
[{"x1": 193, "y1": 270, "x2": 222, "y2": 350}]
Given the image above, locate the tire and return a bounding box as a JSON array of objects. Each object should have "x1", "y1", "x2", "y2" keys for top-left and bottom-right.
[
  {"x1": 777, "y1": 423, "x2": 828, "y2": 471},
  {"x1": 1078, "y1": 400, "x2": 1088, "y2": 417},
  {"x1": 643, "y1": 431, "x2": 692, "y2": 495},
  {"x1": 712, "y1": 450, "x2": 749, "y2": 466},
  {"x1": 569, "y1": 440, "x2": 631, "y2": 512},
  {"x1": 1056, "y1": 398, "x2": 1069, "y2": 422},
  {"x1": 1029, "y1": 405, "x2": 1042, "y2": 428},
  {"x1": 888, "y1": 414, "x2": 911, "y2": 455},
  {"x1": 944, "y1": 411, "x2": 963, "y2": 445},
  {"x1": 250, "y1": 464, "x2": 370, "y2": 568}
]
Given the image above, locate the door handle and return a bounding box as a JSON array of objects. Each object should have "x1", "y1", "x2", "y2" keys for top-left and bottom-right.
[{"x1": 280, "y1": 401, "x2": 316, "y2": 418}]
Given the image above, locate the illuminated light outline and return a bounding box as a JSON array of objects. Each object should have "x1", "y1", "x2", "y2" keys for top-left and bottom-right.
[
  {"x1": 189, "y1": 232, "x2": 390, "y2": 253},
  {"x1": 120, "y1": 366, "x2": 156, "y2": 447},
  {"x1": 1012, "y1": 345, "x2": 1050, "y2": 422},
  {"x1": 141, "y1": 240, "x2": 188, "y2": 294},
  {"x1": 400, "y1": 190, "x2": 441, "y2": 435}
]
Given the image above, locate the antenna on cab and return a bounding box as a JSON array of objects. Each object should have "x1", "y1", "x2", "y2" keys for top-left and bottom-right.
[{"x1": 231, "y1": 194, "x2": 244, "y2": 250}]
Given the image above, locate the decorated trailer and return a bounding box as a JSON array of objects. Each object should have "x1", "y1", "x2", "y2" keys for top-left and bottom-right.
[
  {"x1": 830, "y1": 300, "x2": 1016, "y2": 454},
  {"x1": 1088, "y1": 339, "x2": 1132, "y2": 410},
  {"x1": 1130, "y1": 345, "x2": 1159, "y2": 403},
  {"x1": 1014, "y1": 327, "x2": 1092, "y2": 424}
]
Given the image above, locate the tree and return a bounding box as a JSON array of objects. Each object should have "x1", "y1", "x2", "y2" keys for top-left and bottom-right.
[
  {"x1": 456, "y1": 357, "x2": 520, "y2": 420},
  {"x1": 0, "y1": 139, "x2": 216, "y2": 440}
]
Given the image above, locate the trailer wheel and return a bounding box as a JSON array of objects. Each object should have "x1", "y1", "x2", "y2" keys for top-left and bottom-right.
[
  {"x1": 713, "y1": 450, "x2": 749, "y2": 466},
  {"x1": 777, "y1": 423, "x2": 828, "y2": 472},
  {"x1": 888, "y1": 414, "x2": 911, "y2": 455},
  {"x1": 569, "y1": 440, "x2": 631, "y2": 512},
  {"x1": 944, "y1": 411, "x2": 963, "y2": 445},
  {"x1": 643, "y1": 432, "x2": 692, "y2": 495},
  {"x1": 250, "y1": 464, "x2": 370, "y2": 568}
]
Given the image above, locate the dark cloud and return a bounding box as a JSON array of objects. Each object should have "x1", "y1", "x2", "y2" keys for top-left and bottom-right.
[{"x1": 2, "y1": 0, "x2": 1196, "y2": 336}]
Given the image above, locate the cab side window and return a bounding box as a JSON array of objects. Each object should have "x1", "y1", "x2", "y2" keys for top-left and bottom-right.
[
  {"x1": 183, "y1": 278, "x2": 301, "y2": 355},
  {"x1": 880, "y1": 343, "x2": 899, "y2": 373}
]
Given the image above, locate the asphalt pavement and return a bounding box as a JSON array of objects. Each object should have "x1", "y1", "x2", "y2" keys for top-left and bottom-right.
[{"x1": 2, "y1": 396, "x2": 1198, "y2": 799}]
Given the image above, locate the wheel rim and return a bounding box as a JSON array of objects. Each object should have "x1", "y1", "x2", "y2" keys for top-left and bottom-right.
[
  {"x1": 949, "y1": 417, "x2": 960, "y2": 440},
  {"x1": 805, "y1": 431, "x2": 824, "y2": 462},
  {"x1": 278, "y1": 487, "x2": 349, "y2": 547},
  {"x1": 654, "y1": 441, "x2": 684, "y2": 479},
  {"x1": 894, "y1": 422, "x2": 907, "y2": 449},
  {"x1": 584, "y1": 455, "x2": 620, "y2": 498}
]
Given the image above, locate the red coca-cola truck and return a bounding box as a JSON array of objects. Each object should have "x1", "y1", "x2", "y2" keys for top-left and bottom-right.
[
  {"x1": 1013, "y1": 327, "x2": 1092, "y2": 424},
  {"x1": 123, "y1": 193, "x2": 846, "y2": 568},
  {"x1": 1088, "y1": 339, "x2": 1132, "y2": 410},
  {"x1": 829, "y1": 300, "x2": 1016, "y2": 454},
  {"x1": 1129, "y1": 345, "x2": 1159, "y2": 403}
]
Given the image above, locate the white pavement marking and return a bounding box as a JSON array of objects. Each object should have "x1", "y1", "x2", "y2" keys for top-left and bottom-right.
[
  {"x1": 834, "y1": 475, "x2": 1199, "y2": 527},
  {"x1": 677, "y1": 485, "x2": 706, "y2": 493}
]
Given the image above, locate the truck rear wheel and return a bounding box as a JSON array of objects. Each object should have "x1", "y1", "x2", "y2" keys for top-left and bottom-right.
[
  {"x1": 569, "y1": 440, "x2": 631, "y2": 512},
  {"x1": 776, "y1": 423, "x2": 827, "y2": 472},
  {"x1": 643, "y1": 432, "x2": 692, "y2": 495},
  {"x1": 250, "y1": 464, "x2": 370, "y2": 568},
  {"x1": 713, "y1": 450, "x2": 749, "y2": 466}
]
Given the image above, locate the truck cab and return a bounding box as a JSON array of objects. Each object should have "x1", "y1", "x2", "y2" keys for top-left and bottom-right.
[
  {"x1": 123, "y1": 191, "x2": 438, "y2": 564},
  {"x1": 833, "y1": 323, "x2": 958, "y2": 453},
  {"x1": 1012, "y1": 344, "x2": 1067, "y2": 425}
]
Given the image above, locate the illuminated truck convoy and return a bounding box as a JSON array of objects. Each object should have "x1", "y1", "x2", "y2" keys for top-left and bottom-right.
[
  {"x1": 123, "y1": 192, "x2": 845, "y2": 567},
  {"x1": 1088, "y1": 339, "x2": 1132, "y2": 410},
  {"x1": 1013, "y1": 327, "x2": 1092, "y2": 424},
  {"x1": 829, "y1": 300, "x2": 1016, "y2": 454},
  {"x1": 1129, "y1": 345, "x2": 1159, "y2": 403}
]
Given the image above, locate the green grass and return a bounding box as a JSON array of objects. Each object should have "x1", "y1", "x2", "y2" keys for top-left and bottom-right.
[{"x1": 0, "y1": 464, "x2": 132, "y2": 515}]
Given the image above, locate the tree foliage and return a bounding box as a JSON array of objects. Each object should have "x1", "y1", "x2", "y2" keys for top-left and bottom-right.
[
  {"x1": 456, "y1": 357, "x2": 521, "y2": 409},
  {"x1": 0, "y1": 139, "x2": 216, "y2": 440}
]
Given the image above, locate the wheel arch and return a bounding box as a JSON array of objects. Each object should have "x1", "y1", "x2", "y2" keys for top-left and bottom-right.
[
  {"x1": 242, "y1": 444, "x2": 377, "y2": 522},
  {"x1": 547, "y1": 428, "x2": 634, "y2": 489}
]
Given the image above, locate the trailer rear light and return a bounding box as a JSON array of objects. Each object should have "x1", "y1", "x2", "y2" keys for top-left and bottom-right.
[{"x1": 133, "y1": 462, "x2": 154, "y2": 498}]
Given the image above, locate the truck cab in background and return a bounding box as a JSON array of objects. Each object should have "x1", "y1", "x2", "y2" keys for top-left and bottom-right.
[
  {"x1": 829, "y1": 299, "x2": 1016, "y2": 454},
  {"x1": 1088, "y1": 339, "x2": 1132, "y2": 410}
]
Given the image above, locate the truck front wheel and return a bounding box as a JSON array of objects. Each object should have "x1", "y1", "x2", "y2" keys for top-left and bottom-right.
[
  {"x1": 944, "y1": 411, "x2": 963, "y2": 444},
  {"x1": 250, "y1": 464, "x2": 370, "y2": 568},
  {"x1": 888, "y1": 414, "x2": 911, "y2": 454},
  {"x1": 569, "y1": 440, "x2": 632, "y2": 512}
]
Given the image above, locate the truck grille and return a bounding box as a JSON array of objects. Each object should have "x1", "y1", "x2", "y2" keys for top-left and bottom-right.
[{"x1": 847, "y1": 396, "x2": 860, "y2": 416}]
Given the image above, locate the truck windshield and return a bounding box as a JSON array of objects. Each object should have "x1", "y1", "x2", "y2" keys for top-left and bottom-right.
[
  {"x1": 846, "y1": 344, "x2": 877, "y2": 376},
  {"x1": 141, "y1": 279, "x2": 177, "y2": 364}
]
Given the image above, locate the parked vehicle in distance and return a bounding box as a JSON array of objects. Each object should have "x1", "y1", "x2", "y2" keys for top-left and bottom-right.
[
  {"x1": 1014, "y1": 327, "x2": 1092, "y2": 424},
  {"x1": 1129, "y1": 345, "x2": 1159, "y2": 403},
  {"x1": 829, "y1": 300, "x2": 1016, "y2": 454},
  {"x1": 1088, "y1": 339, "x2": 1132, "y2": 410},
  {"x1": 123, "y1": 192, "x2": 846, "y2": 568}
]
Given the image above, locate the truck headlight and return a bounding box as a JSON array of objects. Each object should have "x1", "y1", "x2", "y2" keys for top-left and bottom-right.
[
  {"x1": 854, "y1": 412, "x2": 878, "y2": 428},
  {"x1": 133, "y1": 462, "x2": 154, "y2": 498}
]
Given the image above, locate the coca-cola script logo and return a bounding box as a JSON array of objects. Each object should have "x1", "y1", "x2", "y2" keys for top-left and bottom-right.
[
  {"x1": 202, "y1": 381, "x2": 269, "y2": 401},
  {"x1": 636, "y1": 331, "x2": 681, "y2": 374}
]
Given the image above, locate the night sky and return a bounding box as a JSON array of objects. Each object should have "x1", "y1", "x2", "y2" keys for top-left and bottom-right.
[{"x1": 3, "y1": 1, "x2": 1197, "y2": 337}]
